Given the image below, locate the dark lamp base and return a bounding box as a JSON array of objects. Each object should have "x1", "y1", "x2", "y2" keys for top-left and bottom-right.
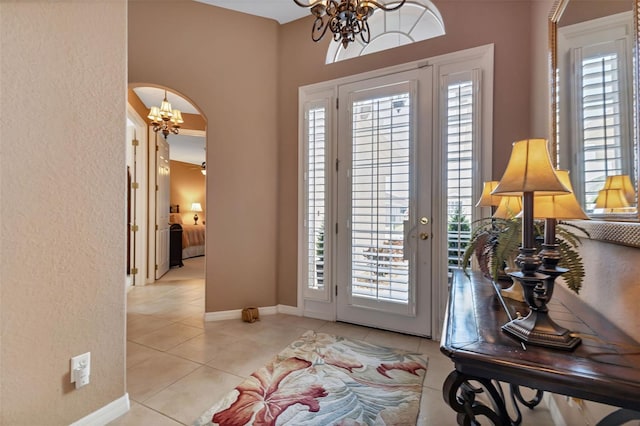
[
  {"x1": 502, "y1": 312, "x2": 581, "y2": 351},
  {"x1": 504, "y1": 270, "x2": 581, "y2": 351}
]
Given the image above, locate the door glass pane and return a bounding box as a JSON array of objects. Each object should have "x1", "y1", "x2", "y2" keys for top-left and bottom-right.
[
  {"x1": 307, "y1": 107, "x2": 326, "y2": 291},
  {"x1": 445, "y1": 81, "x2": 474, "y2": 271},
  {"x1": 351, "y1": 93, "x2": 410, "y2": 304}
]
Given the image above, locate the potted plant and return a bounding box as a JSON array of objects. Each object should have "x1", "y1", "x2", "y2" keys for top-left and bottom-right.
[{"x1": 462, "y1": 216, "x2": 589, "y2": 294}]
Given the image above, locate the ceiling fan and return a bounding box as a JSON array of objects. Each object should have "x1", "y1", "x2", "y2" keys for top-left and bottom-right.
[{"x1": 187, "y1": 161, "x2": 206, "y2": 175}]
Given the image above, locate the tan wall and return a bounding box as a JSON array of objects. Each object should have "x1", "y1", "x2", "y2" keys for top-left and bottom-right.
[
  {"x1": 129, "y1": 0, "x2": 279, "y2": 311},
  {"x1": 276, "y1": 0, "x2": 534, "y2": 306},
  {"x1": 170, "y1": 160, "x2": 207, "y2": 224},
  {"x1": 0, "y1": 1, "x2": 127, "y2": 424}
]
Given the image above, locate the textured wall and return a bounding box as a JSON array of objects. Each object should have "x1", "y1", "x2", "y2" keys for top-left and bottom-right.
[
  {"x1": 129, "y1": 0, "x2": 279, "y2": 312},
  {"x1": 0, "y1": 1, "x2": 127, "y2": 424}
]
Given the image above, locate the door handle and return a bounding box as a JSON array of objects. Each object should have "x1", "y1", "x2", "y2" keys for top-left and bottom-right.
[{"x1": 420, "y1": 232, "x2": 429, "y2": 240}]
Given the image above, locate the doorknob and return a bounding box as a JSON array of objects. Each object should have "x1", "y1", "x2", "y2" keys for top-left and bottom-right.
[
  {"x1": 420, "y1": 232, "x2": 429, "y2": 240},
  {"x1": 420, "y1": 217, "x2": 429, "y2": 225}
]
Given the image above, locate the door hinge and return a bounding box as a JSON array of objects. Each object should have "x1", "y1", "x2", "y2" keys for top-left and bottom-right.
[
  {"x1": 335, "y1": 223, "x2": 338, "y2": 234},
  {"x1": 131, "y1": 225, "x2": 139, "y2": 232},
  {"x1": 131, "y1": 139, "x2": 139, "y2": 147},
  {"x1": 155, "y1": 264, "x2": 158, "y2": 271},
  {"x1": 155, "y1": 184, "x2": 159, "y2": 191},
  {"x1": 131, "y1": 267, "x2": 138, "y2": 275},
  {"x1": 156, "y1": 145, "x2": 159, "y2": 152},
  {"x1": 155, "y1": 224, "x2": 158, "y2": 231},
  {"x1": 131, "y1": 182, "x2": 139, "y2": 189},
  {"x1": 336, "y1": 158, "x2": 339, "y2": 172},
  {"x1": 336, "y1": 97, "x2": 339, "y2": 110},
  {"x1": 335, "y1": 286, "x2": 338, "y2": 296}
]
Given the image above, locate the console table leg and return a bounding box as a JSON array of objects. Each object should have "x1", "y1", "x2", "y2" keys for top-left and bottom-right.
[
  {"x1": 597, "y1": 408, "x2": 640, "y2": 426},
  {"x1": 443, "y1": 370, "x2": 513, "y2": 425},
  {"x1": 510, "y1": 384, "x2": 544, "y2": 408}
]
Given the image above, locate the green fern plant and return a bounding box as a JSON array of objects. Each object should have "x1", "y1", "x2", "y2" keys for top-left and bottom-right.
[{"x1": 462, "y1": 216, "x2": 589, "y2": 294}]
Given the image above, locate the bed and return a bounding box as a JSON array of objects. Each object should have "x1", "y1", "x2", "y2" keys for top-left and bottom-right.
[{"x1": 169, "y1": 207, "x2": 205, "y2": 260}]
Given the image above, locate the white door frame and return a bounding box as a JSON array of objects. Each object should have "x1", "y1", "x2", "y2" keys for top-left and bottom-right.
[
  {"x1": 126, "y1": 104, "x2": 148, "y2": 287},
  {"x1": 298, "y1": 45, "x2": 494, "y2": 340}
]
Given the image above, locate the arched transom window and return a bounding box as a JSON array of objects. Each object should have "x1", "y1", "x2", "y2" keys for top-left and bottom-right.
[{"x1": 326, "y1": 0, "x2": 445, "y2": 64}]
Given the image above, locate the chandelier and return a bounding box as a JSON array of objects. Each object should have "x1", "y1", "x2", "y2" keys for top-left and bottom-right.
[
  {"x1": 147, "y1": 91, "x2": 184, "y2": 138},
  {"x1": 293, "y1": 0, "x2": 406, "y2": 49}
]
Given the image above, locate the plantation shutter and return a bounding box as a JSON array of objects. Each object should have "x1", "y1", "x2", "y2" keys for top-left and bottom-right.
[
  {"x1": 303, "y1": 99, "x2": 331, "y2": 301},
  {"x1": 349, "y1": 91, "x2": 412, "y2": 306},
  {"x1": 571, "y1": 39, "x2": 633, "y2": 210},
  {"x1": 443, "y1": 71, "x2": 479, "y2": 271}
]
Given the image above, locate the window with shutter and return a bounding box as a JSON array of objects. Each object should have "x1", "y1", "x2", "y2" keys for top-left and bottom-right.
[
  {"x1": 558, "y1": 12, "x2": 635, "y2": 212},
  {"x1": 445, "y1": 79, "x2": 474, "y2": 270}
]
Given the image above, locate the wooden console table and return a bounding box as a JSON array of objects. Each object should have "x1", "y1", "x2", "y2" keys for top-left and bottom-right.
[{"x1": 440, "y1": 271, "x2": 640, "y2": 425}]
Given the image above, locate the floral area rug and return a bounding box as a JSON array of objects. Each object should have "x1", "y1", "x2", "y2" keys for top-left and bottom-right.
[{"x1": 193, "y1": 330, "x2": 428, "y2": 426}]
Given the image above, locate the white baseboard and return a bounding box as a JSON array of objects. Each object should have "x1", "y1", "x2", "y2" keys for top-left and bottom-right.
[
  {"x1": 70, "y1": 393, "x2": 130, "y2": 426},
  {"x1": 277, "y1": 304, "x2": 301, "y2": 316},
  {"x1": 204, "y1": 305, "x2": 299, "y2": 322},
  {"x1": 544, "y1": 393, "x2": 567, "y2": 426},
  {"x1": 302, "y1": 309, "x2": 335, "y2": 321}
]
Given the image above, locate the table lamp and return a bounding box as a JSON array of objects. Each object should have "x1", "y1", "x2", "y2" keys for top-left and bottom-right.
[
  {"x1": 535, "y1": 170, "x2": 589, "y2": 269},
  {"x1": 601, "y1": 174, "x2": 636, "y2": 205},
  {"x1": 476, "y1": 181, "x2": 501, "y2": 209},
  {"x1": 492, "y1": 139, "x2": 578, "y2": 350},
  {"x1": 191, "y1": 202, "x2": 203, "y2": 225},
  {"x1": 492, "y1": 196, "x2": 522, "y2": 219}
]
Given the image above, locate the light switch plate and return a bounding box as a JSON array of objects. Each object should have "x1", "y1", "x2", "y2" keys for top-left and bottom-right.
[{"x1": 70, "y1": 352, "x2": 91, "y2": 384}]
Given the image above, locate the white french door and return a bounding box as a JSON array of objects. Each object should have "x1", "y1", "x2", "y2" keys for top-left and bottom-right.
[{"x1": 336, "y1": 69, "x2": 433, "y2": 336}]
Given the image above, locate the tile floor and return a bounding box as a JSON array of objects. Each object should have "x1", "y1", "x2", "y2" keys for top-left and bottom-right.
[{"x1": 110, "y1": 257, "x2": 554, "y2": 425}]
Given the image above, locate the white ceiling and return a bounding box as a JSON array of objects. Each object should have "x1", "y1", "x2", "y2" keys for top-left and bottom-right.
[
  {"x1": 193, "y1": 0, "x2": 309, "y2": 24},
  {"x1": 133, "y1": 87, "x2": 200, "y2": 114}
]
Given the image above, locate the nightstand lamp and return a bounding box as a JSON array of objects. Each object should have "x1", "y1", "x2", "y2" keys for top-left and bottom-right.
[{"x1": 191, "y1": 202, "x2": 203, "y2": 225}]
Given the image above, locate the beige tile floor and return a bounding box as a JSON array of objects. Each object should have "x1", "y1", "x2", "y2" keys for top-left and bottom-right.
[{"x1": 110, "y1": 257, "x2": 554, "y2": 425}]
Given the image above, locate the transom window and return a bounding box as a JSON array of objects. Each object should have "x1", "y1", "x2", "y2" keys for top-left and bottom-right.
[{"x1": 326, "y1": 0, "x2": 445, "y2": 64}]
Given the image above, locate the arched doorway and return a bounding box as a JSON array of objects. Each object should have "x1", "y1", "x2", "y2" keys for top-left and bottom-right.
[{"x1": 126, "y1": 84, "x2": 207, "y2": 286}]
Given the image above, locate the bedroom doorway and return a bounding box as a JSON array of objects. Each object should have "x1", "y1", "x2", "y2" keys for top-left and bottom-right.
[{"x1": 127, "y1": 85, "x2": 207, "y2": 284}]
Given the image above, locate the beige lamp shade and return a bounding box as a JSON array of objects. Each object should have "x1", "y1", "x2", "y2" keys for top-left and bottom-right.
[
  {"x1": 476, "y1": 181, "x2": 501, "y2": 207},
  {"x1": 493, "y1": 196, "x2": 523, "y2": 219},
  {"x1": 493, "y1": 139, "x2": 569, "y2": 196},
  {"x1": 147, "y1": 106, "x2": 161, "y2": 122},
  {"x1": 159, "y1": 98, "x2": 173, "y2": 118},
  {"x1": 595, "y1": 189, "x2": 630, "y2": 209},
  {"x1": 533, "y1": 170, "x2": 589, "y2": 219},
  {"x1": 603, "y1": 175, "x2": 636, "y2": 205},
  {"x1": 191, "y1": 202, "x2": 203, "y2": 212},
  {"x1": 171, "y1": 109, "x2": 184, "y2": 125}
]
